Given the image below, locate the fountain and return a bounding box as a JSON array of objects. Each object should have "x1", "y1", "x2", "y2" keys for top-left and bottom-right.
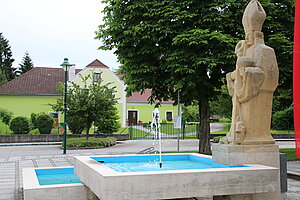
[
  {"x1": 23, "y1": 1, "x2": 285, "y2": 199},
  {"x1": 150, "y1": 108, "x2": 162, "y2": 168}
]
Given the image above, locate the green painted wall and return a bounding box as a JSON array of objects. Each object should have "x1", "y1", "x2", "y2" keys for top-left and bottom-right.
[
  {"x1": 126, "y1": 104, "x2": 178, "y2": 123},
  {"x1": 0, "y1": 95, "x2": 60, "y2": 117},
  {"x1": 72, "y1": 68, "x2": 125, "y2": 102}
]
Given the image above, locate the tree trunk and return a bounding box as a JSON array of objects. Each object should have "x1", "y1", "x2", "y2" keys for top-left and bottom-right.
[{"x1": 198, "y1": 98, "x2": 211, "y2": 154}]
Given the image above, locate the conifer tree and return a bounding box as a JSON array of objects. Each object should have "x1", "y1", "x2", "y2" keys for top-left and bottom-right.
[
  {"x1": 18, "y1": 51, "x2": 34, "y2": 75},
  {"x1": 0, "y1": 33, "x2": 15, "y2": 81}
]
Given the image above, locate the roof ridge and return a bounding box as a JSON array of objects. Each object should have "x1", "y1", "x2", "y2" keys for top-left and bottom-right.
[{"x1": 86, "y1": 59, "x2": 109, "y2": 68}]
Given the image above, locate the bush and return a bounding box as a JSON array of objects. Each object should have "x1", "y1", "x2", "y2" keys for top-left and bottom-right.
[
  {"x1": 95, "y1": 110, "x2": 120, "y2": 134},
  {"x1": 9, "y1": 116, "x2": 30, "y2": 134},
  {"x1": 68, "y1": 115, "x2": 86, "y2": 134},
  {"x1": 0, "y1": 121, "x2": 12, "y2": 134},
  {"x1": 30, "y1": 113, "x2": 38, "y2": 130},
  {"x1": 213, "y1": 136, "x2": 225, "y2": 143},
  {"x1": 63, "y1": 137, "x2": 117, "y2": 148},
  {"x1": 0, "y1": 107, "x2": 13, "y2": 125},
  {"x1": 36, "y1": 114, "x2": 54, "y2": 134},
  {"x1": 272, "y1": 106, "x2": 293, "y2": 130}
]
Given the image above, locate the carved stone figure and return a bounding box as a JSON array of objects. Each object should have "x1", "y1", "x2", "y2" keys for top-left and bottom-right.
[{"x1": 220, "y1": 0, "x2": 279, "y2": 145}]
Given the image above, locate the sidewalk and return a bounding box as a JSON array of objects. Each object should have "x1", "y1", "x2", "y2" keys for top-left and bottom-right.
[{"x1": 0, "y1": 140, "x2": 299, "y2": 200}]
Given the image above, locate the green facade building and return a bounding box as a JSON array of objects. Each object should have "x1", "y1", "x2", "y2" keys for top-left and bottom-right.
[{"x1": 0, "y1": 59, "x2": 178, "y2": 127}]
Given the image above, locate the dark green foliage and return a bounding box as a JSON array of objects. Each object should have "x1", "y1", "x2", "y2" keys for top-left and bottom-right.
[
  {"x1": 68, "y1": 115, "x2": 86, "y2": 134},
  {"x1": 9, "y1": 116, "x2": 30, "y2": 134},
  {"x1": 95, "y1": 109, "x2": 120, "y2": 134},
  {"x1": 0, "y1": 107, "x2": 13, "y2": 125},
  {"x1": 210, "y1": 84, "x2": 232, "y2": 119},
  {"x1": 63, "y1": 137, "x2": 116, "y2": 148},
  {"x1": 36, "y1": 114, "x2": 53, "y2": 134},
  {"x1": 97, "y1": 0, "x2": 294, "y2": 154},
  {"x1": 272, "y1": 106, "x2": 294, "y2": 130},
  {"x1": 0, "y1": 68, "x2": 7, "y2": 86},
  {"x1": 51, "y1": 74, "x2": 119, "y2": 137},
  {"x1": 17, "y1": 51, "x2": 34, "y2": 75},
  {"x1": 182, "y1": 104, "x2": 199, "y2": 122},
  {"x1": 30, "y1": 113, "x2": 38, "y2": 130},
  {"x1": 0, "y1": 33, "x2": 15, "y2": 81},
  {"x1": 213, "y1": 136, "x2": 225, "y2": 143}
]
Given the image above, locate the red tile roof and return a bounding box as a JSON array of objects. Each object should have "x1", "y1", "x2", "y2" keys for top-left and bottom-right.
[
  {"x1": 86, "y1": 59, "x2": 109, "y2": 68},
  {"x1": 0, "y1": 67, "x2": 81, "y2": 95},
  {"x1": 0, "y1": 62, "x2": 173, "y2": 103},
  {"x1": 127, "y1": 89, "x2": 174, "y2": 103}
]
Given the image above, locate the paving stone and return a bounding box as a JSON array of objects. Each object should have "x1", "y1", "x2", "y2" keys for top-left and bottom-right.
[
  {"x1": 24, "y1": 155, "x2": 37, "y2": 160},
  {"x1": 35, "y1": 159, "x2": 54, "y2": 168},
  {"x1": 38, "y1": 155, "x2": 53, "y2": 159},
  {"x1": 8, "y1": 156, "x2": 22, "y2": 162}
]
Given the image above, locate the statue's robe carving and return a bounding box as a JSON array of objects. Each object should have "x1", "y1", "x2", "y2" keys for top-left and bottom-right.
[{"x1": 221, "y1": 0, "x2": 279, "y2": 145}]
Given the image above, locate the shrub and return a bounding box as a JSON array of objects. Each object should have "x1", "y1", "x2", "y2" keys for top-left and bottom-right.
[
  {"x1": 30, "y1": 113, "x2": 38, "y2": 130},
  {"x1": 9, "y1": 116, "x2": 30, "y2": 134},
  {"x1": 272, "y1": 106, "x2": 293, "y2": 130},
  {"x1": 63, "y1": 137, "x2": 117, "y2": 148},
  {"x1": 0, "y1": 107, "x2": 13, "y2": 125},
  {"x1": 68, "y1": 115, "x2": 86, "y2": 134},
  {"x1": 213, "y1": 136, "x2": 225, "y2": 143},
  {"x1": 36, "y1": 114, "x2": 54, "y2": 134},
  {"x1": 95, "y1": 110, "x2": 120, "y2": 134}
]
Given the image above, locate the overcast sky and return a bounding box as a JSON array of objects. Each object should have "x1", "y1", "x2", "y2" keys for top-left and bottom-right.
[{"x1": 0, "y1": 0, "x2": 119, "y2": 70}]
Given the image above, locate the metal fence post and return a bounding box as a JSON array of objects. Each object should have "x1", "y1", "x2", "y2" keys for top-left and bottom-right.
[{"x1": 129, "y1": 124, "x2": 132, "y2": 140}]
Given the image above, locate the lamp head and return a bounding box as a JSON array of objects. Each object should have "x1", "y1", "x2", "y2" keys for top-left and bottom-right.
[{"x1": 60, "y1": 58, "x2": 73, "y2": 71}]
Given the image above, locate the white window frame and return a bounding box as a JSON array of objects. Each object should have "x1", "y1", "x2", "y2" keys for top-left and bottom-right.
[{"x1": 165, "y1": 111, "x2": 173, "y2": 121}]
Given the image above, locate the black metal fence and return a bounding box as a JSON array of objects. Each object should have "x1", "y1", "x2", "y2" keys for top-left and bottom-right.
[{"x1": 128, "y1": 123, "x2": 200, "y2": 140}]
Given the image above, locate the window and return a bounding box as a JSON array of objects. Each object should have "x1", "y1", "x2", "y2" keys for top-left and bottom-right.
[
  {"x1": 93, "y1": 73, "x2": 102, "y2": 82},
  {"x1": 166, "y1": 111, "x2": 173, "y2": 121}
]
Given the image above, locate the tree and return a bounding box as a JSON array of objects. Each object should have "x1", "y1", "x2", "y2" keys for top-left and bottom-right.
[
  {"x1": 18, "y1": 51, "x2": 34, "y2": 75},
  {"x1": 51, "y1": 74, "x2": 119, "y2": 137},
  {"x1": 0, "y1": 68, "x2": 7, "y2": 86},
  {"x1": 95, "y1": 109, "x2": 120, "y2": 134},
  {"x1": 0, "y1": 33, "x2": 15, "y2": 81},
  {"x1": 210, "y1": 84, "x2": 232, "y2": 119},
  {"x1": 96, "y1": 0, "x2": 294, "y2": 154},
  {"x1": 182, "y1": 104, "x2": 199, "y2": 122}
]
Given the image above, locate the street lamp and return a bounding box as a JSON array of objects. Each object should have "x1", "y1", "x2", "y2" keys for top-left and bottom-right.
[{"x1": 60, "y1": 58, "x2": 74, "y2": 154}]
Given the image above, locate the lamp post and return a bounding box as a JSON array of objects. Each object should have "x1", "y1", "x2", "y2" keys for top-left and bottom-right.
[{"x1": 60, "y1": 58, "x2": 74, "y2": 154}]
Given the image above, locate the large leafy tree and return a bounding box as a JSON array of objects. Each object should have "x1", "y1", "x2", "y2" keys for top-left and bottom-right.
[
  {"x1": 0, "y1": 33, "x2": 15, "y2": 81},
  {"x1": 97, "y1": 0, "x2": 294, "y2": 154},
  {"x1": 18, "y1": 51, "x2": 34, "y2": 75},
  {"x1": 51, "y1": 74, "x2": 120, "y2": 137}
]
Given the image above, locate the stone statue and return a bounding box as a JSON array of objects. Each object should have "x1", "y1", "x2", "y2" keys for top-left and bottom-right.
[{"x1": 220, "y1": 0, "x2": 279, "y2": 145}]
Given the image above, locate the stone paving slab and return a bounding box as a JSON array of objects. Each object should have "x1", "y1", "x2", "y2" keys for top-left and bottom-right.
[{"x1": 0, "y1": 140, "x2": 299, "y2": 200}]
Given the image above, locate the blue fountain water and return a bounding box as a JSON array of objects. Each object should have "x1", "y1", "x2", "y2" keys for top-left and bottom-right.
[
  {"x1": 91, "y1": 154, "x2": 246, "y2": 172},
  {"x1": 35, "y1": 168, "x2": 82, "y2": 185}
]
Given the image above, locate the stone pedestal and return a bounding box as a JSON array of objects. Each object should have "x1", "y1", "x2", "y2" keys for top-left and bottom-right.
[
  {"x1": 212, "y1": 143, "x2": 286, "y2": 200},
  {"x1": 212, "y1": 143, "x2": 279, "y2": 168}
]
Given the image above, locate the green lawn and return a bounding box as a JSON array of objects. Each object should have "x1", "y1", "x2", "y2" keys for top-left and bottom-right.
[{"x1": 279, "y1": 149, "x2": 300, "y2": 161}]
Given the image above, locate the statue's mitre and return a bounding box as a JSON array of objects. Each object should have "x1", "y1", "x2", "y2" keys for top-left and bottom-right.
[{"x1": 242, "y1": 0, "x2": 266, "y2": 33}]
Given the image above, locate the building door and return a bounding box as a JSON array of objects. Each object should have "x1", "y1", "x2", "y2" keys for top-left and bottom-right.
[{"x1": 128, "y1": 111, "x2": 138, "y2": 124}]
